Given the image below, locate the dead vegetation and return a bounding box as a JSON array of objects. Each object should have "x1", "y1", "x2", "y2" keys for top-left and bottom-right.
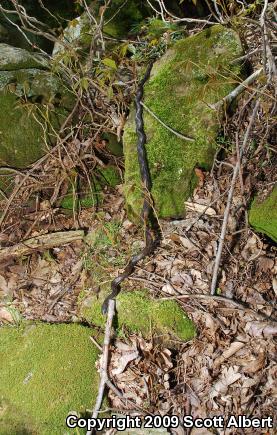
[{"x1": 0, "y1": 1, "x2": 276, "y2": 433}]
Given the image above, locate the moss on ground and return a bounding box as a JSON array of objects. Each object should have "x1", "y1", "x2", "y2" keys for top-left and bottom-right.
[
  {"x1": 80, "y1": 289, "x2": 196, "y2": 342},
  {"x1": 0, "y1": 323, "x2": 100, "y2": 435},
  {"x1": 249, "y1": 185, "x2": 277, "y2": 242},
  {"x1": 61, "y1": 166, "x2": 122, "y2": 210},
  {"x1": 124, "y1": 25, "x2": 243, "y2": 220}
]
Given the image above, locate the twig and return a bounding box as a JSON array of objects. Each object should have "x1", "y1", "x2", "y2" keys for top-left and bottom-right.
[
  {"x1": 210, "y1": 100, "x2": 260, "y2": 295},
  {"x1": 90, "y1": 336, "x2": 103, "y2": 352},
  {"x1": 0, "y1": 230, "x2": 84, "y2": 262},
  {"x1": 161, "y1": 293, "x2": 276, "y2": 322},
  {"x1": 260, "y1": 0, "x2": 277, "y2": 84},
  {"x1": 87, "y1": 299, "x2": 115, "y2": 435},
  {"x1": 154, "y1": 0, "x2": 218, "y2": 25},
  {"x1": 0, "y1": 131, "x2": 74, "y2": 228},
  {"x1": 140, "y1": 102, "x2": 194, "y2": 142},
  {"x1": 210, "y1": 68, "x2": 263, "y2": 110}
]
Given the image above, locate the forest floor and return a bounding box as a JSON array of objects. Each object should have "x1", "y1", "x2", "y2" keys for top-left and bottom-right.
[{"x1": 0, "y1": 13, "x2": 276, "y2": 435}]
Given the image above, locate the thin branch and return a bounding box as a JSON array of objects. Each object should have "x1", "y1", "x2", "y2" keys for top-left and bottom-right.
[
  {"x1": 211, "y1": 68, "x2": 263, "y2": 110},
  {"x1": 161, "y1": 293, "x2": 276, "y2": 322},
  {"x1": 141, "y1": 102, "x2": 194, "y2": 142},
  {"x1": 210, "y1": 100, "x2": 260, "y2": 295},
  {"x1": 87, "y1": 299, "x2": 115, "y2": 435},
  {"x1": 154, "y1": 0, "x2": 217, "y2": 25}
]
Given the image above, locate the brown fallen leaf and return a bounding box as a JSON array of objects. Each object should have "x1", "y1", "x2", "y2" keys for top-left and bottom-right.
[
  {"x1": 0, "y1": 307, "x2": 14, "y2": 323},
  {"x1": 210, "y1": 366, "x2": 241, "y2": 399},
  {"x1": 214, "y1": 341, "x2": 245, "y2": 368},
  {"x1": 111, "y1": 350, "x2": 140, "y2": 375},
  {"x1": 245, "y1": 321, "x2": 277, "y2": 337}
]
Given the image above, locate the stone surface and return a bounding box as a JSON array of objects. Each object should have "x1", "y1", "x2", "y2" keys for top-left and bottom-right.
[
  {"x1": 249, "y1": 185, "x2": 277, "y2": 242},
  {"x1": 0, "y1": 43, "x2": 48, "y2": 70},
  {"x1": 0, "y1": 45, "x2": 72, "y2": 170},
  {"x1": 0, "y1": 323, "x2": 100, "y2": 435},
  {"x1": 123, "y1": 25, "x2": 243, "y2": 220},
  {"x1": 80, "y1": 288, "x2": 196, "y2": 343}
]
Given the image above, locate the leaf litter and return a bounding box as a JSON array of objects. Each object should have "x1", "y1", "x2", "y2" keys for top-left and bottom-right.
[{"x1": 0, "y1": 19, "x2": 276, "y2": 435}]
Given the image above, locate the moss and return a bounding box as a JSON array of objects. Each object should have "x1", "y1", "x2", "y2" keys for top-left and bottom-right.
[
  {"x1": 249, "y1": 185, "x2": 277, "y2": 242},
  {"x1": 0, "y1": 323, "x2": 100, "y2": 435},
  {"x1": 0, "y1": 68, "x2": 72, "y2": 170},
  {"x1": 61, "y1": 166, "x2": 121, "y2": 210},
  {"x1": 102, "y1": 133, "x2": 123, "y2": 157},
  {"x1": 80, "y1": 289, "x2": 196, "y2": 342},
  {"x1": 124, "y1": 25, "x2": 243, "y2": 220}
]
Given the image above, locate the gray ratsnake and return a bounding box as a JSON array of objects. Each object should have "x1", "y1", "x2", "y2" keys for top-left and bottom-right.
[{"x1": 102, "y1": 61, "x2": 160, "y2": 314}]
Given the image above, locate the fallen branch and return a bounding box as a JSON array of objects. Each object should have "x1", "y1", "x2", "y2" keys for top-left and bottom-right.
[
  {"x1": 210, "y1": 68, "x2": 263, "y2": 110},
  {"x1": 0, "y1": 230, "x2": 84, "y2": 262},
  {"x1": 210, "y1": 100, "x2": 260, "y2": 295},
  {"x1": 161, "y1": 292, "x2": 276, "y2": 322},
  {"x1": 87, "y1": 299, "x2": 115, "y2": 435},
  {"x1": 0, "y1": 131, "x2": 74, "y2": 228}
]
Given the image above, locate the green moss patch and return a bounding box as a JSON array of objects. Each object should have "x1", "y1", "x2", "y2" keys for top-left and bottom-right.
[
  {"x1": 61, "y1": 166, "x2": 122, "y2": 210},
  {"x1": 0, "y1": 323, "x2": 100, "y2": 435},
  {"x1": 249, "y1": 185, "x2": 277, "y2": 242},
  {"x1": 0, "y1": 68, "x2": 72, "y2": 170},
  {"x1": 124, "y1": 25, "x2": 243, "y2": 219},
  {"x1": 80, "y1": 289, "x2": 196, "y2": 342}
]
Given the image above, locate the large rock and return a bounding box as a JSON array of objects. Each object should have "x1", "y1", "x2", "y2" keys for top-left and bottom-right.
[
  {"x1": 81, "y1": 289, "x2": 196, "y2": 342},
  {"x1": 0, "y1": 44, "x2": 72, "y2": 170},
  {"x1": 124, "y1": 25, "x2": 243, "y2": 219},
  {"x1": 0, "y1": 43, "x2": 48, "y2": 70},
  {"x1": 249, "y1": 185, "x2": 277, "y2": 242},
  {"x1": 0, "y1": 323, "x2": 100, "y2": 435}
]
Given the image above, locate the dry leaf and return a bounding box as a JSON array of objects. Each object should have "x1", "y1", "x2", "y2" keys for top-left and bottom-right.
[
  {"x1": 185, "y1": 201, "x2": 216, "y2": 216},
  {"x1": 0, "y1": 307, "x2": 14, "y2": 323},
  {"x1": 111, "y1": 350, "x2": 139, "y2": 375}
]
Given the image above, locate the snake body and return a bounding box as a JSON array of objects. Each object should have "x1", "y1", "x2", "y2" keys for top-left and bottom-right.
[{"x1": 101, "y1": 62, "x2": 160, "y2": 314}]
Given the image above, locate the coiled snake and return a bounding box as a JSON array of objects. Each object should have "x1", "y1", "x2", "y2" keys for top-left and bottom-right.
[{"x1": 102, "y1": 62, "x2": 160, "y2": 314}]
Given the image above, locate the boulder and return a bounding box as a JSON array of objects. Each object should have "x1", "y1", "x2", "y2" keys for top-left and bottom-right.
[
  {"x1": 80, "y1": 289, "x2": 196, "y2": 343},
  {"x1": 0, "y1": 44, "x2": 72, "y2": 170},
  {"x1": 123, "y1": 25, "x2": 243, "y2": 220},
  {"x1": 0, "y1": 323, "x2": 100, "y2": 434},
  {"x1": 249, "y1": 185, "x2": 277, "y2": 242},
  {"x1": 0, "y1": 43, "x2": 48, "y2": 70}
]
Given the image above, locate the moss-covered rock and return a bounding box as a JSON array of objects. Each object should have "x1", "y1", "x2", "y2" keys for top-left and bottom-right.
[
  {"x1": 124, "y1": 25, "x2": 243, "y2": 220},
  {"x1": 80, "y1": 289, "x2": 196, "y2": 342},
  {"x1": 249, "y1": 185, "x2": 277, "y2": 242},
  {"x1": 0, "y1": 323, "x2": 100, "y2": 435},
  {"x1": 0, "y1": 45, "x2": 73, "y2": 171},
  {"x1": 81, "y1": 220, "x2": 195, "y2": 342},
  {"x1": 0, "y1": 43, "x2": 48, "y2": 70}
]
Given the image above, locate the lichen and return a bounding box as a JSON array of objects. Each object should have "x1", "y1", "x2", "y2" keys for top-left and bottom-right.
[
  {"x1": 0, "y1": 323, "x2": 100, "y2": 435},
  {"x1": 124, "y1": 25, "x2": 243, "y2": 220},
  {"x1": 0, "y1": 43, "x2": 48, "y2": 71},
  {"x1": 80, "y1": 289, "x2": 196, "y2": 342},
  {"x1": 249, "y1": 185, "x2": 277, "y2": 242}
]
